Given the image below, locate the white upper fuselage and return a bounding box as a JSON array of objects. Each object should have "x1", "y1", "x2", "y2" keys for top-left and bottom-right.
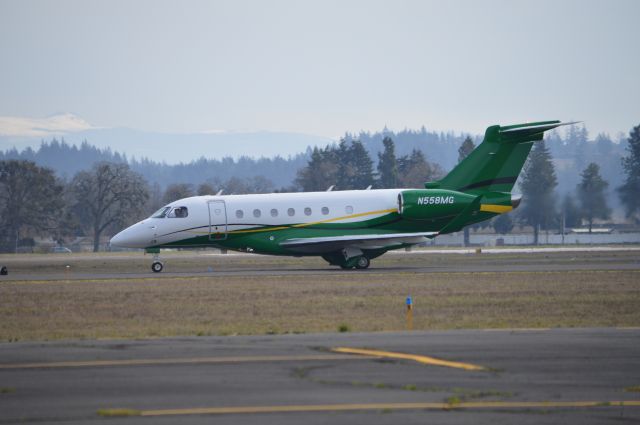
[{"x1": 111, "y1": 189, "x2": 404, "y2": 249}]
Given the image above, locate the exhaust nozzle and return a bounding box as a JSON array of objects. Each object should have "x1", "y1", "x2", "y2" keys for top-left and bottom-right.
[{"x1": 511, "y1": 194, "x2": 522, "y2": 209}]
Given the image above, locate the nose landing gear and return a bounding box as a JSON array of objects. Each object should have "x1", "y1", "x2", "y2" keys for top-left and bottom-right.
[
  {"x1": 146, "y1": 248, "x2": 164, "y2": 273},
  {"x1": 151, "y1": 259, "x2": 164, "y2": 273}
]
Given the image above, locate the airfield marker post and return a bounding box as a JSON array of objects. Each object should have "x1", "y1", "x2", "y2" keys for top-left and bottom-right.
[{"x1": 406, "y1": 296, "x2": 413, "y2": 331}]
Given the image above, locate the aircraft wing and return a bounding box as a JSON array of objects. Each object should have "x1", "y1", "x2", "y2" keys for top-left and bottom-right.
[{"x1": 280, "y1": 232, "x2": 438, "y2": 253}]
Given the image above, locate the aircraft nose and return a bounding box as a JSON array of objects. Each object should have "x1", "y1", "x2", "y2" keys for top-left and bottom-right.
[
  {"x1": 110, "y1": 229, "x2": 132, "y2": 248},
  {"x1": 110, "y1": 223, "x2": 149, "y2": 249},
  {"x1": 110, "y1": 232, "x2": 121, "y2": 247}
]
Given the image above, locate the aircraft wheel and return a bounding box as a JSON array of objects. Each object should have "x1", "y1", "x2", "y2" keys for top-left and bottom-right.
[
  {"x1": 0, "y1": 265, "x2": 7, "y2": 275},
  {"x1": 355, "y1": 256, "x2": 370, "y2": 269},
  {"x1": 151, "y1": 261, "x2": 164, "y2": 273}
]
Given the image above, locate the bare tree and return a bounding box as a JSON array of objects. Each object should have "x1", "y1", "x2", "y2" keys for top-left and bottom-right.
[
  {"x1": 163, "y1": 183, "x2": 194, "y2": 204},
  {"x1": 0, "y1": 160, "x2": 64, "y2": 252},
  {"x1": 71, "y1": 162, "x2": 149, "y2": 252},
  {"x1": 197, "y1": 182, "x2": 216, "y2": 196}
]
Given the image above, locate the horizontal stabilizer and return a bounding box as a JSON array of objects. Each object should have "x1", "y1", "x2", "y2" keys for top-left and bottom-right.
[{"x1": 499, "y1": 121, "x2": 581, "y2": 141}]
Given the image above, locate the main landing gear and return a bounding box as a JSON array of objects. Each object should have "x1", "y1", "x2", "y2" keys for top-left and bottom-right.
[
  {"x1": 339, "y1": 256, "x2": 370, "y2": 270},
  {"x1": 324, "y1": 248, "x2": 373, "y2": 270}
]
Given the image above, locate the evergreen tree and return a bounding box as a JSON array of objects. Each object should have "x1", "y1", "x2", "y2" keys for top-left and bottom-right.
[
  {"x1": 518, "y1": 141, "x2": 558, "y2": 245},
  {"x1": 457, "y1": 136, "x2": 476, "y2": 246},
  {"x1": 577, "y1": 163, "x2": 610, "y2": 232},
  {"x1": 618, "y1": 124, "x2": 640, "y2": 222},
  {"x1": 458, "y1": 136, "x2": 475, "y2": 163},
  {"x1": 336, "y1": 141, "x2": 352, "y2": 190},
  {"x1": 492, "y1": 213, "x2": 514, "y2": 235},
  {"x1": 561, "y1": 194, "x2": 582, "y2": 230},
  {"x1": 295, "y1": 146, "x2": 339, "y2": 192},
  {"x1": 349, "y1": 141, "x2": 374, "y2": 189},
  {"x1": 397, "y1": 149, "x2": 424, "y2": 188},
  {"x1": 565, "y1": 124, "x2": 589, "y2": 172},
  {"x1": 336, "y1": 140, "x2": 374, "y2": 190},
  {"x1": 377, "y1": 137, "x2": 398, "y2": 188}
]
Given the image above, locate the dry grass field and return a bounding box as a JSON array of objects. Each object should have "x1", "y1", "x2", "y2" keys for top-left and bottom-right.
[{"x1": 0, "y1": 250, "x2": 638, "y2": 341}]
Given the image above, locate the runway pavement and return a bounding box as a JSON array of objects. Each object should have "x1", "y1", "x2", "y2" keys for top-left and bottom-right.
[
  {"x1": 2, "y1": 247, "x2": 639, "y2": 281},
  {"x1": 3, "y1": 261, "x2": 640, "y2": 281},
  {"x1": 1, "y1": 328, "x2": 639, "y2": 424}
]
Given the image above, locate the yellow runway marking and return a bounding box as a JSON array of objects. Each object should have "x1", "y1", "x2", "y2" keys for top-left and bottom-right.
[
  {"x1": 106, "y1": 400, "x2": 640, "y2": 417},
  {"x1": 332, "y1": 347, "x2": 485, "y2": 371},
  {"x1": 481, "y1": 328, "x2": 550, "y2": 332},
  {"x1": 0, "y1": 354, "x2": 373, "y2": 370}
]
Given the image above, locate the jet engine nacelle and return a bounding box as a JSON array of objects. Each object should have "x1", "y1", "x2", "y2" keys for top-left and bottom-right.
[{"x1": 398, "y1": 189, "x2": 476, "y2": 220}]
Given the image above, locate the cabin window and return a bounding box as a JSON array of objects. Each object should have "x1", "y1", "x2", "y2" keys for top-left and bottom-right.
[
  {"x1": 236, "y1": 209, "x2": 244, "y2": 219},
  {"x1": 304, "y1": 207, "x2": 312, "y2": 216},
  {"x1": 345, "y1": 205, "x2": 354, "y2": 214},
  {"x1": 167, "y1": 206, "x2": 188, "y2": 218},
  {"x1": 287, "y1": 208, "x2": 295, "y2": 216},
  {"x1": 253, "y1": 209, "x2": 261, "y2": 218},
  {"x1": 151, "y1": 206, "x2": 170, "y2": 218},
  {"x1": 321, "y1": 207, "x2": 329, "y2": 215},
  {"x1": 270, "y1": 208, "x2": 278, "y2": 217}
]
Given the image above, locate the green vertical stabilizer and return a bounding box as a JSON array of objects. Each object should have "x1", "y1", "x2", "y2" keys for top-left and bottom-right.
[{"x1": 432, "y1": 121, "x2": 573, "y2": 194}]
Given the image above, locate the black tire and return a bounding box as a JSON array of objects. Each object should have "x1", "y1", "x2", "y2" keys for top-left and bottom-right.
[
  {"x1": 151, "y1": 261, "x2": 164, "y2": 273},
  {"x1": 0, "y1": 266, "x2": 7, "y2": 275},
  {"x1": 355, "y1": 256, "x2": 370, "y2": 269}
]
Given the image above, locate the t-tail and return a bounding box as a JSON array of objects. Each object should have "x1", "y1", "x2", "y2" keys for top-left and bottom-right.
[
  {"x1": 432, "y1": 120, "x2": 575, "y2": 194},
  {"x1": 421, "y1": 120, "x2": 576, "y2": 234}
]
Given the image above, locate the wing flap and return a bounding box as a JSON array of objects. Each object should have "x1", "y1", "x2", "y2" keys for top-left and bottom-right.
[{"x1": 280, "y1": 232, "x2": 438, "y2": 252}]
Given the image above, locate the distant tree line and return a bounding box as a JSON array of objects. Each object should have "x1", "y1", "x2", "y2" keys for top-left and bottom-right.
[
  {"x1": 0, "y1": 139, "x2": 307, "y2": 189},
  {"x1": 1, "y1": 123, "x2": 627, "y2": 201},
  {"x1": 496, "y1": 123, "x2": 640, "y2": 244},
  {"x1": 0, "y1": 161, "x2": 281, "y2": 253},
  {"x1": 1, "y1": 123, "x2": 638, "y2": 251},
  {"x1": 295, "y1": 138, "x2": 443, "y2": 191}
]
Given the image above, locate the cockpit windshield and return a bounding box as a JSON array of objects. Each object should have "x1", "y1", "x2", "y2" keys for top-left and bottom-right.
[
  {"x1": 151, "y1": 206, "x2": 171, "y2": 218},
  {"x1": 167, "y1": 206, "x2": 188, "y2": 218}
]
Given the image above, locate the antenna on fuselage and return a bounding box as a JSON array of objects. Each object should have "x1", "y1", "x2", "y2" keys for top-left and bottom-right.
[
  {"x1": 326, "y1": 185, "x2": 335, "y2": 191},
  {"x1": 215, "y1": 189, "x2": 223, "y2": 196},
  {"x1": 365, "y1": 185, "x2": 372, "y2": 190}
]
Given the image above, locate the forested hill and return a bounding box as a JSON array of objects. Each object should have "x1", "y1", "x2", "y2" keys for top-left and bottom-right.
[
  {"x1": 343, "y1": 126, "x2": 465, "y2": 171},
  {"x1": 0, "y1": 139, "x2": 309, "y2": 189},
  {"x1": 0, "y1": 124, "x2": 629, "y2": 202}
]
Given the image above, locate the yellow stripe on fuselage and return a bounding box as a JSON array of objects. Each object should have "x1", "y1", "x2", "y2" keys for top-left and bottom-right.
[
  {"x1": 227, "y1": 208, "x2": 397, "y2": 234},
  {"x1": 480, "y1": 204, "x2": 512, "y2": 214}
]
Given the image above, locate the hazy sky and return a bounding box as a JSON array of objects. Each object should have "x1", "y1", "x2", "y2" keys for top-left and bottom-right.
[{"x1": 0, "y1": 0, "x2": 638, "y2": 139}]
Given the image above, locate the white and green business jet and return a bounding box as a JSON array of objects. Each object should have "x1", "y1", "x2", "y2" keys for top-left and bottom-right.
[{"x1": 110, "y1": 120, "x2": 572, "y2": 272}]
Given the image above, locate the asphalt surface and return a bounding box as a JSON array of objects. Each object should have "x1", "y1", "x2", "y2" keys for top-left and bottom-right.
[
  {"x1": 3, "y1": 254, "x2": 640, "y2": 281},
  {"x1": 1, "y1": 328, "x2": 639, "y2": 424},
  {"x1": 1, "y1": 246, "x2": 638, "y2": 281},
  {"x1": 3, "y1": 262, "x2": 640, "y2": 281}
]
